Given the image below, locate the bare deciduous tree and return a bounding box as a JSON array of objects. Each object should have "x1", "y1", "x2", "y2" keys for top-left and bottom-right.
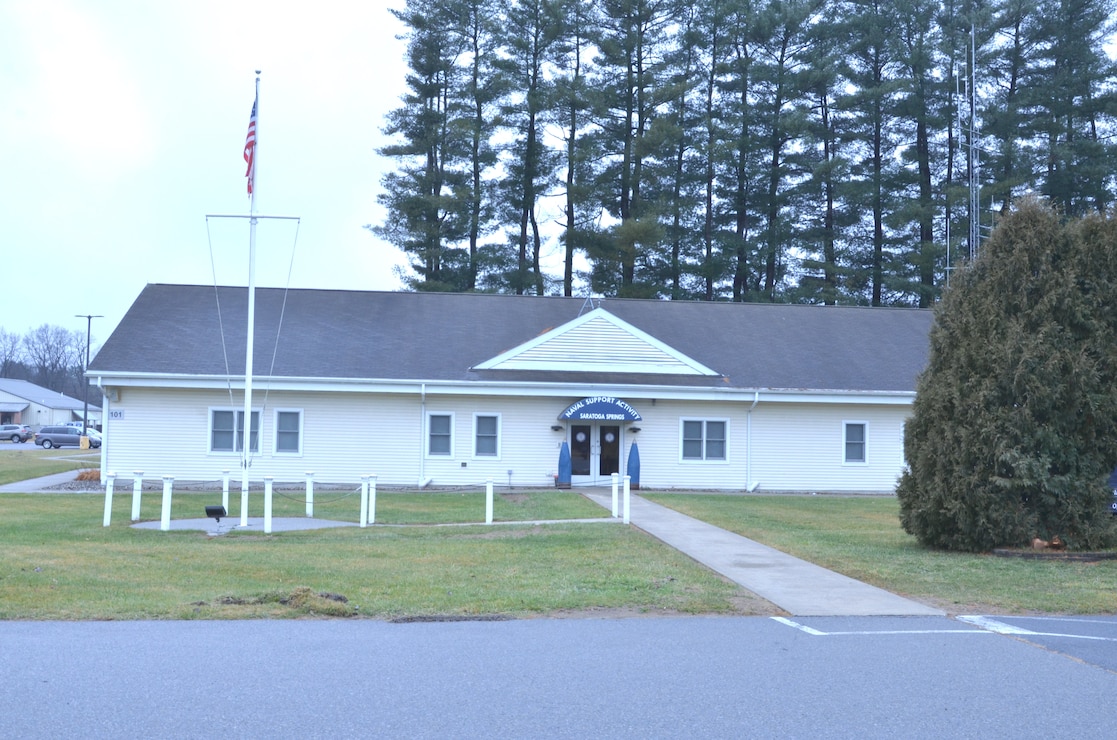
[
  {"x1": 0, "y1": 329, "x2": 23, "y2": 377},
  {"x1": 22, "y1": 324, "x2": 83, "y2": 394}
]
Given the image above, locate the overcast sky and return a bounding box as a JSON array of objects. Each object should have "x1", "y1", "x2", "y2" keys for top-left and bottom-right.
[{"x1": 1, "y1": 0, "x2": 414, "y2": 350}]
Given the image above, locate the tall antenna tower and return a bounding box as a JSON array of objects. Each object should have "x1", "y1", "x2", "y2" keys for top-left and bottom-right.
[
  {"x1": 946, "y1": 23, "x2": 982, "y2": 287},
  {"x1": 965, "y1": 23, "x2": 981, "y2": 261}
]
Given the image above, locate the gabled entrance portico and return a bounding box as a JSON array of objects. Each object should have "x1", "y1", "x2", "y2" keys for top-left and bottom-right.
[{"x1": 559, "y1": 397, "x2": 641, "y2": 486}]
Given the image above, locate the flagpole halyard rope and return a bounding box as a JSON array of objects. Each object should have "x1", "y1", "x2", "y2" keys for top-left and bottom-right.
[
  {"x1": 260, "y1": 218, "x2": 301, "y2": 415},
  {"x1": 205, "y1": 217, "x2": 237, "y2": 409}
]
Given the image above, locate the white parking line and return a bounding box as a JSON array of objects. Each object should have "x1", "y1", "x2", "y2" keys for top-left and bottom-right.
[
  {"x1": 1004, "y1": 616, "x2": 1117, "y2": 626},
  {"x1": 957, "y1": 615, "x2": 1117, "y2": 642},
  {"x1": 771, "y1": 617, "x2": 827, "y2": 635},
  {"x1": 771, "y1": 616, "x2": 988, "y2": 636},
  {"x1": 956, "y1": 615, "x2": 1037, "y2": 635}
]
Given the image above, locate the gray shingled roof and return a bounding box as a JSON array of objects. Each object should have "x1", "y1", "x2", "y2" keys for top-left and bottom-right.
[
  {"x1": 89, "y1": 284, "x2": 933, "y2": 393},
  {"x1": 0, "y1": 378, "x2": 94, "y2": 411}
]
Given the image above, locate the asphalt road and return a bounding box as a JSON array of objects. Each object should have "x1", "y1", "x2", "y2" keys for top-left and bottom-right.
[{"x1": 2, "y1": 615, "x2": 1114, "y2": 738}]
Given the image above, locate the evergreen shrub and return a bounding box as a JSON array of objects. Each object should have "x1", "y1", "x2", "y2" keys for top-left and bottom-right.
[{"x1": 897, "y1": 199, "x2": 1117, "y2": 551}]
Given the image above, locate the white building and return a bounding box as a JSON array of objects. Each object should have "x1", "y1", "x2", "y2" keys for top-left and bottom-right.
[
  {"x1": 0, "y1": 378, "x2": 101, "y2": 429},
  {"x1": 88, "y1": 284, "x2": 932, "y2": 492}
]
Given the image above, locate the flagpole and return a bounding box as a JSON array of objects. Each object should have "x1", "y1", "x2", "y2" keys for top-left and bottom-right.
[{"x1": 241, "y1": 70, "x2": 260, "y2": 524}]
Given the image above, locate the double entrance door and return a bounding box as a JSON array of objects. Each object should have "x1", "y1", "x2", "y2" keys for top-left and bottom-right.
[{"x1": 570, "y1": 423, "x2": 621, "y2": 485}]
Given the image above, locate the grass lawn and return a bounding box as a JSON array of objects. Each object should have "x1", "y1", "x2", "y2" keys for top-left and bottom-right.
[
  {"x1": 0, "y1": 492, "x2": 766, "y2": 620},
  {"x1": 645, "y1": 493, "x2": 1117, "y2": 615},
  {"x1": 3, "y1": 450, "x2": 1114, "y2": 619},
  {"x1": 0, "y1": 445, "x2": 99, "y2": 485}
]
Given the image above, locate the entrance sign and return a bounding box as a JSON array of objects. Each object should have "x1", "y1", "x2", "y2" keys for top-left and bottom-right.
[{"x1": 559, "y1": 397, "x2": 642, "y2": 422}]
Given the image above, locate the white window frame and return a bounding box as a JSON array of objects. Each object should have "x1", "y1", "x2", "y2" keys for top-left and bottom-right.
[
  {"x1": 472, "y1": 413, "x2": 501, "y2": 458},
  {"x1": 427, "y1": 412, "x2": 455, "y2": 457},
  {"x1": 209, "y1": 407, "x2": 260, "y2": 455},
  {"x1": 679, "y1": 418, "x2": 730, "y2": 463},
  {"x1": 273, "y1": 409, "x2": 303, "y2": 456},
  {"x1": 843, "y1": 421, "x2": 868, "y2": 465}
]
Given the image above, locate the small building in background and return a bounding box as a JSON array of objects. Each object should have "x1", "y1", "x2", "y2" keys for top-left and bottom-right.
[{"x1": 0, "y1": 378, "x2": 102, "y2": 430}]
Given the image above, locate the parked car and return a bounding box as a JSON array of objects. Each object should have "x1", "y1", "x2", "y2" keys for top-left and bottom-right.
[
  {"x1": 1, "y1": 424, "x2": 33, "y2": 443},
  {"x1": 34, "y1": 425, "x2": 101, "y2": 449}
]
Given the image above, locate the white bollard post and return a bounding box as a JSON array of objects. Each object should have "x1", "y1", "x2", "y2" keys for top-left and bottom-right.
[
  {"x1": 622, "y1": 474, "x2": 631, "y2": 525},
  {"x1": 611, "y1": 472, "x2": 619, "y2": 518},
  {"x1": 264, "y1": 477, "x2": 273, "y2": 534},
  {"x1": 102, "y1": 471, "x2": 116, "y2": 527},
  {"x1": 160, "y1": 476, "x2": 174, "y2": 532},
  {"x1": 485, "y1": 478, "x2": 494, "y2": 524},
  {"x1": 222, "y1": 471, "x2": 230, "y2": 513},
  {"x1": 131, "y1": 471, "x2": 143, "y2": 521},
  {"x1": 360, "y1": 476, "x2": 370, "y2": 528},
  {"x1": 240, "y1": 480, "x2": 249, "y2": 528},
  {"x1": 305, "y1": 471, "x2": 315, "y2": 518},
  {"x1": 369, "y1": 475, "x2": 377, "y2": 525}
]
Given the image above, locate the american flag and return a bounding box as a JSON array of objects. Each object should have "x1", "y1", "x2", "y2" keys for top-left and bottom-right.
[{"x1": 244, "y1": 96, "x2": 257, "y2": 195}]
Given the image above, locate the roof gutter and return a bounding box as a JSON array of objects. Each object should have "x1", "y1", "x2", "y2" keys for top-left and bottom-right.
[
  {"x1": 88, "y1": 372, "x2": 915, "y2": 404},
  {"x1": 418, "y1": 383, "x2": 430, "y2": 488}
]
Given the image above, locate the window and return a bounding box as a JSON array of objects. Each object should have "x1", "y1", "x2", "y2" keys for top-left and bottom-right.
[
  {"x1": 428, "y1": 413, "x2": 453, "y2": 456},
  {"x1": 275, "y1": 410, "x2": 302, "y2": 454},
  {"x1": 844, "y1": 422, "x2": 867, "y2": 463},
  {"x1": 474, "y1": 414, "x2": 499, "y2": 457},
  {"x1": 211, "y1": 409, "x2": 259, "y2": 453},
  {"x1": 681, "y1": 419, "x2": 728, "y2": 461}
]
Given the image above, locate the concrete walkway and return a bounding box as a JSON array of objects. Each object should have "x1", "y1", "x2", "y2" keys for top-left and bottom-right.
[
  {"x1": 0, "y1": 470, "x2": 91, "y2": 492},
  {"x1": 583, "y1": 491, "x2": 944, "y2": 617}
]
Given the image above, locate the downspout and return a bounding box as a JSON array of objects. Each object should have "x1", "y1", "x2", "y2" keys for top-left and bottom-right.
[
  {"x1": 746, "y1": 391, "x2": 759, "y2": 492},
  {"x1": 95, "y1": 377, "x2": 108, "y2": 476},
  {"x1": 418, "y1": 383, "x2": 429, "y2": 488}
]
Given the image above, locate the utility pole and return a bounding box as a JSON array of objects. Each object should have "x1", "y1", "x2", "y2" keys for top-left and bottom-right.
[{"x1": 75, "y1": 314, "x2": 103, "y2": 436}]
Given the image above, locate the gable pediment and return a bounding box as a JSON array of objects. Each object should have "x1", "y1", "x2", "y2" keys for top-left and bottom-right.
[{"x1": 473, "y1": 307, "x2": 719, "y2": 376}]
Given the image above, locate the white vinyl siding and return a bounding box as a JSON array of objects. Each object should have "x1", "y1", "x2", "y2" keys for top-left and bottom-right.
[
  {"x1": 99, "y1": 389, "x2": 911, "y2": 493},
  {"x1": 102, "y1": 389, "x2": 427, "y2": 486},
  {"x1": 506, "y1": 317, "x2": 701, "y2": 372},
  {"x1": 748, "y1": 405, "x2": 905, "y2": 492}
]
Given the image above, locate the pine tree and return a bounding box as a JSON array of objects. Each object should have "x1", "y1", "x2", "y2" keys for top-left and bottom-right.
[
  {"x1": 1025, "y1": 0, "x2": 1117, "y2": 216},
  {"x1": 373, "y1": 0, "x2": 1114, "y2": 302},
  {"x1": 751, "y1": 0, "x2": 818, "y2": 301},
  {"x1": 551, "y1": 0, "x2": 601, "y2": 297},
  {"x1": 586, "y1": 0, "x2": 683, "y2": 297},
  {"x1": 690, "y1": 0, "x2": 735, "y2": 301},
  {"x1": 454, "y1": 0, "x2": 505, "y2": 290},
  {"x1": 983, "y1": 0, "x2": 1041, "y2": 214},
  {"x1": 889, "y1": 0, "x2": 946, "y2": 307},
  {"x1": 495, "y1": 0, "x2": 565, "y2": 295},
  {"x1": 838, "y1": 0, "x2": 905, "y2": 305},
  {"x1": 897, "y1": 198, "x2": 1117, "y2": 552},
  {"x1": 375, "y1": 0, "x2": 473, "y2": 291},
  {"x1": 795, "y1": 9, "x2": 850, "y2": 305},
  {"x1": 717, "y1": 0, "x2": 762, "y2": 301}
]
